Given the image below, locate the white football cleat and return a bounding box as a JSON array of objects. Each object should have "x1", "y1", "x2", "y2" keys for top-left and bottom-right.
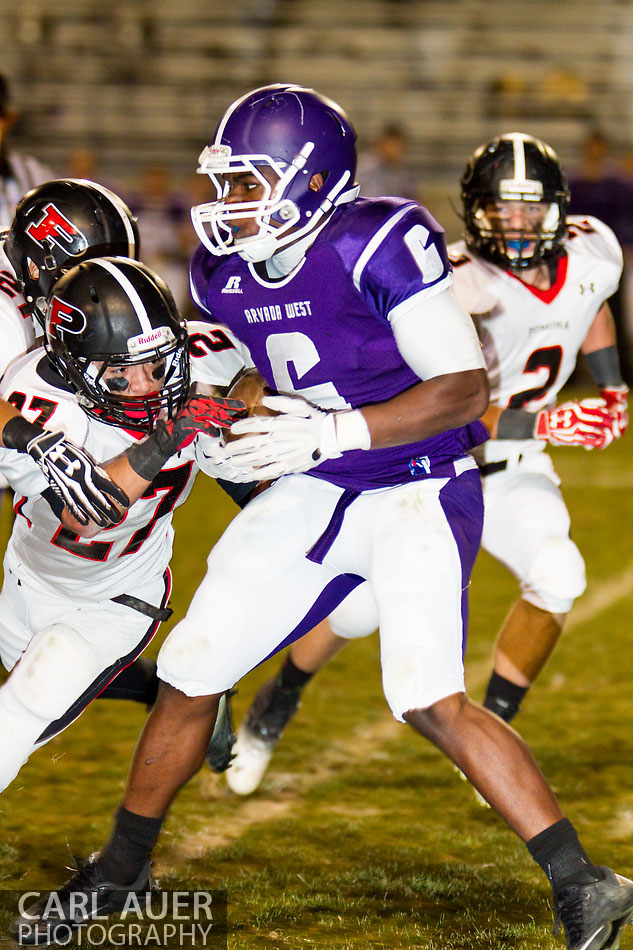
[
  {"x1": 225, "y1": 676, "x2": 302, "y2": 795},
  {"x1": 225, "y1": 724, "x2": 277, "y2": 795}
]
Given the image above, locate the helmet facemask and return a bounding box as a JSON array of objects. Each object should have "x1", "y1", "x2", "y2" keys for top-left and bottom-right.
[
  {"x1": 45, "y1": 257, "x2": 189, "y2": 434},
  {"x1": 51, "y1": 327, "x2": 189, "y2": 433},
  {"x1": 192, "y1": 85, "x2": 359, "y2": 263},
  {"x1": 192, "y1": 146, "x2": 306, "y2": 262},
  {"x1": 468, "y1": 194, "x2": 565, "y2": 271},
  {"x1": 461, "y1": 133, "x2": 569, "y2": 271}
]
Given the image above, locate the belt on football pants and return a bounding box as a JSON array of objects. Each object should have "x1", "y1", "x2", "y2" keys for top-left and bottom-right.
[
  {"x1": 477, "y1": 454, "x2": 523, "y2": 478},
  {"x1": 111, "y1": 592, "x2": 173, "y2": 622}
]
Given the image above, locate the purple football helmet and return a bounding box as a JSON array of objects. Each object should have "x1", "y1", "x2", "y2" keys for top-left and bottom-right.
[{"x1": 191, "y1": 84, "x2": 359, "y2": 262}]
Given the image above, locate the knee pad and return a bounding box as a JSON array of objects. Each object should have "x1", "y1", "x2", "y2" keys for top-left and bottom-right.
[
  {"x1": 525, "y1": 536, "x2": 586, "y2": 613},
  {"x1": 5, "y1": 624, "x2": 105, "y2": 721},
  {"x1": 0, "y1": 681, "x2": 49, "y2": 792},
  {"x1": 381, "y1": 647, "x2": 465, "y2": 723},
  {"x1": 329, "y1": 583, "x2": 379, "y2": 640}
]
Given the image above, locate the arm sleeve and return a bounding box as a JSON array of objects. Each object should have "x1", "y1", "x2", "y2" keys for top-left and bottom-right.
[
  {"x1": 0, "y1": 446, "x2": 49, "y2": 496},
  {"x1": 584, "y1": 344, "x2": 625, "y2": 388},
  {"x1": 390, "y1": 287, "x2": 486, "y2": 380}
]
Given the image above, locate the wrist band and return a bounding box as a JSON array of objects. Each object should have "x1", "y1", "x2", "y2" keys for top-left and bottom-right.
[
  {"x1": 334, "y1": 409, "x2": 371, "y2": 452},
  {"x1": 127, "y1": 421, "x2": 178, "y2": 482},
  {"x1": 584, "y1": 345, "x2": 624, "y2": 388},
  {"x1": 2, "y1": 416, "x2": 43, "y2": 452},
  {"x1": 497, "y1": 408, "x2": 537, "y2": 440}
]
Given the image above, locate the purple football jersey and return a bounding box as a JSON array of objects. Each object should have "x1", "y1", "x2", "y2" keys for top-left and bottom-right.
[{"x1": 190, "y1": 197, "x2": 488, "y2": 490}]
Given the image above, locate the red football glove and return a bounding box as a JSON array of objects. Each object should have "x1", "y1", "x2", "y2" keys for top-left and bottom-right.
[
  {"x1": 535, "y1": 399, "x2": 616, "y2": 449},
  {"x1": 600, "y1": 385, "x2": 629, "y2": 438},
  {"x1": 164, "y1": 393, "x2": 248, "y2": 449}
]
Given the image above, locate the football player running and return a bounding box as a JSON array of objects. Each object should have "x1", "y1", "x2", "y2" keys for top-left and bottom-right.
[
  {"x1": 0, "y1": 256, "x2": 247, "y2": 799},
  {"x1": 226, "y1": 132, "x2": 627, "y2": 790},
  {"x1": 15, "y1": 90, "x2": 633, "y2": 950},
  {"x1": 455, "y1": 132, "x2": 627, "y2": 721}
]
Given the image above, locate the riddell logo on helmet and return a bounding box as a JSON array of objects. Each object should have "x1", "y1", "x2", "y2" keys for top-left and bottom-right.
[{"x1": 128, "y1": 327, "x2": 175, "y2": 354}]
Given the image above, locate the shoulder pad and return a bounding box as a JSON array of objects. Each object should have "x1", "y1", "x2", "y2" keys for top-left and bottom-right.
[{"x1": 447, "y1": 240, "x2": 499, "y2": 315}]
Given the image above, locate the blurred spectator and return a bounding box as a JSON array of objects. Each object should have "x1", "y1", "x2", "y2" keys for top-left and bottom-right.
[
  {"x1": 0, "y1": 73, "x2": 53, "y2": 227},
  {"x1": 64, "y1": 146, "x2": 126, "y2": 199},
  {"x1": 127, "y1": 164, "x2": 191, "y2": 315},
  {"x1": 66, "y1": 147, "x2": 99, "y2": 181},
  {"x1": 569, "y1": 130, "x2": 633, "y2": 383},
  {"x1": 357, "y1": 123, "x2": 420, "y2": 200}
]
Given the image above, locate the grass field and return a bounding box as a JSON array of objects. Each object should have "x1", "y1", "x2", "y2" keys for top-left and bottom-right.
[{"x1": 1, "y1": 412, "x2": 633, "y2": 949}]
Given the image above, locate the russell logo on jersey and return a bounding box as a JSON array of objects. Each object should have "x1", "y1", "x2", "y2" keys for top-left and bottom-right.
[{"x1": 221, "y1": 276, "x2": 243, "y2": 294}]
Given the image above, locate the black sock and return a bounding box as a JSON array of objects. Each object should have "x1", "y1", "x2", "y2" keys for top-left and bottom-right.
[
  {"x1": 527, "y1": 818, "x2": 602, "y2": 893},
  {"x1": 98, "y1": 806, "x2": 164, "y2": 885},
  {"x1": 483, "y1": 671, "x2": 528, "y2": 722},
  {"x1": 99, "y1": 658, "x2": 159, "y2": 706},
  {"x1": 278, "y1": 654, "x2": 314, "y2": 690}
]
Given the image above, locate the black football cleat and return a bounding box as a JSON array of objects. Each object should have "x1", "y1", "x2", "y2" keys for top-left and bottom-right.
[
  {"x1": 205, "y1": 689, "x2": 237, "y2": 773},
  {"x1": 10, "y1": 854, "x2": 152, "y2": 946},
  {"x1": 552, "y1": 866, "x2": 633, "y2": 949}
]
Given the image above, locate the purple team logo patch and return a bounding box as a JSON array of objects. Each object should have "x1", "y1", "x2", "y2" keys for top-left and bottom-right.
[{"x1": 409, "y1": 455, "x2": 431, "y2": 477}]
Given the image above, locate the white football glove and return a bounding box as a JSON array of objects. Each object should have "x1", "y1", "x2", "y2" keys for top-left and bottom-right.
[
  {"x1": 194, "y1": 432, "x2": 260, "y2": 483},
  {"x1": 223, "y1": 395, "x2": 370, "y2": 481},
  {"x1": 534, "y1": 398, "x2": 616, "y2": 450},
  {"x1": 600, "y1": 385, "x2": 629, "y2": 438}
]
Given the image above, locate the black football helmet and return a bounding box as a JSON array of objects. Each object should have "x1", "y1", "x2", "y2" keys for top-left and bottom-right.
[
  {"x1": 461, "y1": 132, "x2": 570, "y2": 270},
  {"x1": 45, "y1": 257, "x2": 189, "y2": 433},
  {"x1": 4, "y1": 178, "x2": 139, "y2": 326}
]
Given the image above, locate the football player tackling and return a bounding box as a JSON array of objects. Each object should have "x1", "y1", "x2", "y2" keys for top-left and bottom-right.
[{"x1": 0, "y1": 256, "x2": 246, "y2": 796}]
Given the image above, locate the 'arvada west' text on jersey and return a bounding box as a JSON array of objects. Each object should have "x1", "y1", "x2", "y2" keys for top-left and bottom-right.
[
  {"x1": 449, "y1": 215, "x2": 623, "y2": 465},
  {"x1": 0, "y1": 321, "x2": 248, "y2": 601},
  {"x1": 190, "y1": 197, "x2": 489, "y2": 491}
]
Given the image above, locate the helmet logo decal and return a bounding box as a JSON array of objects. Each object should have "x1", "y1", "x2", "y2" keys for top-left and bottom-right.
[
  {"x1": 48, "y1": 295, "x2": 87, "y2": 335},
  {"x1": 26, "y1": 203, "x2": 88, "y2": 255},
  {"x1": 197, "y1": 144, "x2": 232, "y2": 170},
  {"x1": 499, "y1": 178, "x2": 544, "y2": 199},
  {"x1": 128, "y1": 326, "x2": 176, "y2": 355}
]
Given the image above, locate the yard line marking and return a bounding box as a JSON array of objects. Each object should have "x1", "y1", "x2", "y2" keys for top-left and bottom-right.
[{"x1": 161, "y1": 562, "x2": 633, "y2": 866}]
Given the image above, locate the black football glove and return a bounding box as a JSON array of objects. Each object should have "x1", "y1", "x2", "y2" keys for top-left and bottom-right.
[{"x1": 2, "y1": 417, "x2": 130, "y2": 528}]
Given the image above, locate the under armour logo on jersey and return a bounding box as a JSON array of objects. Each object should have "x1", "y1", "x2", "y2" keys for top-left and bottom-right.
[
  {"x1": 221, "y1": 276, "x2": 243, "y2": 294},
  {"x1": 48, "y1": 295, "x2": 87, "y2": 335},
  {"x1": 26, "y1": 203, "x2": 88, "y2": 256},
  {"x1": 580, "y1": 282, "x2": 595, "y2": 294}
]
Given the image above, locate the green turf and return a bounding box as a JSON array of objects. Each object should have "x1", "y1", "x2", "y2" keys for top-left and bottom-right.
[{"x1": 1, "y1": 420, "x2": 633, "y2": 948}]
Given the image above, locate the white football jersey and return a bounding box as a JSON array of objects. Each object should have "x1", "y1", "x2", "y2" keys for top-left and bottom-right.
[
  {"x1": 449, "y1": 216, "x2": 623, "y2": 463},
  {"x1": 0, "y1": 240, "x2": 38, "y2": 379},
  {"x1": 0, "y1": 320, "x2": 250, "y2": 602}
]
